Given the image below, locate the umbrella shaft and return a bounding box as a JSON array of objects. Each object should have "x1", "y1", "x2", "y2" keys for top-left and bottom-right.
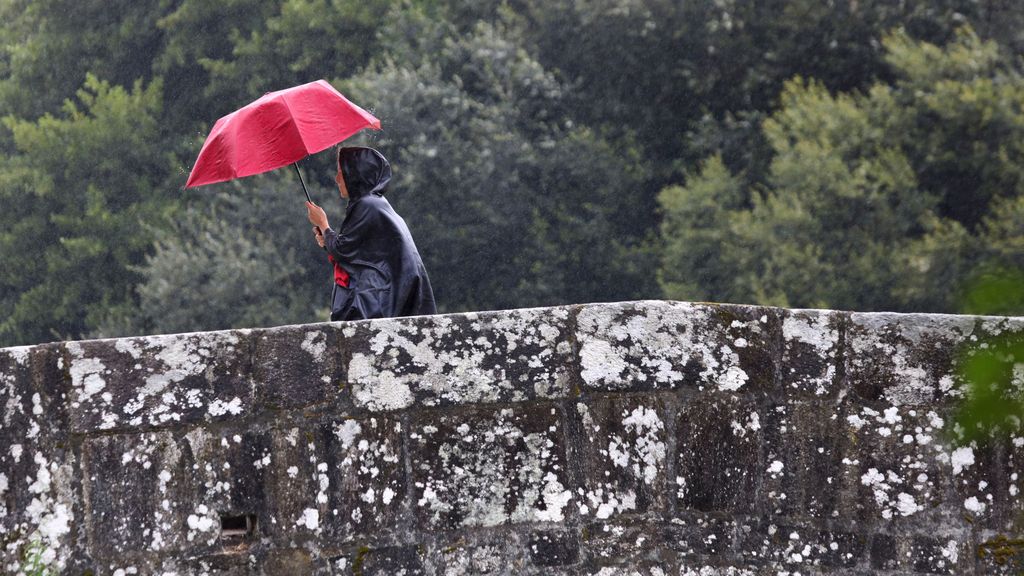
[{"x1": 293, "y1": 162, "x2": 312, "y2": 203}]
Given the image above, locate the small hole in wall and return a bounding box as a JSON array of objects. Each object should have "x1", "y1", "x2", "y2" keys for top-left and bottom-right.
[{"x1": 220, "y1": 514, "x2": 256, "y2": 539}]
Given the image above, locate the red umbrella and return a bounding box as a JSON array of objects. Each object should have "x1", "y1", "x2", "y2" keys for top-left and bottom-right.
[{"x1": 185, "y1": 79, "x2": 380, "y2": 201}]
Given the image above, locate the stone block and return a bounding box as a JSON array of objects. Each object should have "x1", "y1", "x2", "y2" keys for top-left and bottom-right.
[
  {"x1": 409, "y1": 404, "x2": 573, "y2": 530},
  {"x1": 0, "y1": 342, "x2": 77, "y2": 572},
  {"x1": 661, "y1": 515, "x2": 737, "y2": 561},
  {"x1": 575, "y1": 301, "x2": 778, "y2": 394},
  {"x1": 81, "y1": 431, "x2": 188, "y2": 557},
  {"x1": 252, "y1": 323, "x2": 347, "y2": 410},
  {"x1": 179, "y1": 551, "x2": 251, "y2": 575},
  {"x1": 738, "y1": 521, "x2": 867, "y2": 569},
  {"x1": 179, "y1": 425, "x2": 271, "y2": 553},
  {"x1": 762, "y1": 400, "x2": 846, "y2": 519},
  {"x1": 428, "y1": 532, "x2": 532, "y2": 575},
  {"x1": 530, "y1": 530, "x2": 581, "y2": 567},
  {"x1": 868, "y1": 533, "x2": 899, "y2": 570},
  {"x1": 65, "y1": 330, "x2": 255, "y2": 433},
  {"x1": 0, "y1": 438, "x2": 80, "y2": 575},
  {"x1": 261, "y1": 548, "x2": 316, "y2": 574},
  {"x1": 88, "y1": 555, "x2": 196, "y2": 576},
  {"x1": 348, "y1": 545, "x2": 425, "y2": 576},
  {"x1": 261, "y1": 426, "x2": 321, "y2": 544},
  {"x1": 780, "y1": 310, "x2": 846, "y2": 398},
  {"x1": 0, "y1": 346, "x2": 56, "y2": 531},
  {"x1": 906, "y1": 534, "x2": 969, "y2": 574},
  {"x1": 574, "y1": 395, "x2": 670, "y2": 520},
  {"x1": 947, "y1": 439, "x2": 1007, "y2": 529},
  {"x1": 343, "y1": 307, "x2": 576, "y2": 412},
  {"x1": 577, "y1": 561, "x2": 678, "y2": 575},
  {"x1": 845, "y1": 313, "x2": 976, "y2": 406},
  {"x1": 1007, "y1": 427, "x2": 1024, "y2": 526},
  {"x1": 677, "y1": 566, "x2": 761, "y2": 576},
  {"x1": 579, "y1": 520, "x2": 666, "y2": 566},
  {"x1": 837, "y1": 402, "x2": 950, "y2": 524},
  {"x1": 675, "y1": 394, "x2": 762, "y2": 514},
  {"x1": 319, "y1": 415, "x2": 406, "y2": 544}
]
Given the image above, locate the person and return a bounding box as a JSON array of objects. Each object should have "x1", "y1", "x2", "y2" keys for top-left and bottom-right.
[{"x1": 305, "y1": 146, "x2": 436, "y2": 321}]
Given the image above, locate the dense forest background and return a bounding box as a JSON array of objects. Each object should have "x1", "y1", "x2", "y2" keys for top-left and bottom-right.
[{"x1": 3, "y1": 0, "x2": 1024, "y2": 346}]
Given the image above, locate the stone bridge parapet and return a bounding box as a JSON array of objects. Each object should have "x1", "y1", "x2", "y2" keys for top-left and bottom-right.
[{"x1": 1, "y1": 301, "x2": 1022, "y2": 575}]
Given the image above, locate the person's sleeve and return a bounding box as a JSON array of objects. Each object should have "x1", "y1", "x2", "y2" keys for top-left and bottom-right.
[{"x1": 323, "y1": 204, "x2": 371, "y2": 262}]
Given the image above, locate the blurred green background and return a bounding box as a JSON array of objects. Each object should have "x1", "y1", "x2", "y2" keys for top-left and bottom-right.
[{"x1": 3, "y1": 0, "x2": 1024, "y2": 346}]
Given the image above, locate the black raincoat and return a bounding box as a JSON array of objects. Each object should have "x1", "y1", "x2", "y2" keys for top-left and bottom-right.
[{"x1": 323, "y1": 147, "x2": 436, "y2": 321}]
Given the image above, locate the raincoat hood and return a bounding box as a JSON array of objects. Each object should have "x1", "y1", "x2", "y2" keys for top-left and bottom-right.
[{"x1": 339, "y1": 146, "x2": 391, "y2": 199}]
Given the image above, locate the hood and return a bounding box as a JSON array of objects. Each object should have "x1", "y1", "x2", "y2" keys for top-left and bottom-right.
[{"x1": 339, "y1": 146, "x2": 392, "y2": 199}]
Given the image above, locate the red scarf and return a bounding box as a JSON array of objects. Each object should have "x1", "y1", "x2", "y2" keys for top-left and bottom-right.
[{"x1": 327, "y1": 254, "x2": 350, "y2": 287}]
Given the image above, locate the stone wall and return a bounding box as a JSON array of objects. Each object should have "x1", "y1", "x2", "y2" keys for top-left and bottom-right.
[{"x1": 1, "y1": 301, "x2": 1022, "y2": 575}]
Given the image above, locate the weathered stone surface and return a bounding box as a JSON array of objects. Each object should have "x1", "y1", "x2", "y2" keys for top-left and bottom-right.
[
  {"x1": 428, "y1": 532, "x2": 533, "y2": 575},
  {"x1": 579, "y1": 561, "x2": 678, "y2": 575},
  {"x1": 0, "y1": 343, "x2": 78, "y2": 574},
  {"x1": 261, "y1": 547, "x2": 316, "y2": 574},
  {"x1": 345, "y1": 545, "x2": 425, "y2": 575},
  {"x1": 180, "y1": 425, "x2": 270, "y2": 553},
  {"x1": 578, "y1": 519, "x2": 667, "y2": 569},
  {"x1": 738, "y1": 522, "x2": 867, "y2": 569},
  {"x1": 575, "y1": 395, "x2": 670, "y2": 521},
  {"x1": 675, "y1": 394, "x2": 762, "y2": 514},
  {"x1": 1006, "y1": 424, "x2": 1024, "y2": 526},
  {"x1": 976, "y1": 533, "x2": 1024, "y2": 575},
  {"x1": 868, "y1": 533, "x2": 900, "y2": 570},
  {"x1": 409, "y1": 404, "x2": 573, "y2": 530},
  {"x1": 906, "y1": 533, "x2": 969, "y2": 574},
  {"x1": 949, "y1": 439, "x2": 1006, "y2": 529},
  {"x1": 343, "y1": 307, "x2": 576, "y2": 412},
  {"x1": 530, "y1": 529, "x2": 580, "y2": 567},
  {"x1": 781, "y1": 309, "x2": 846, "y2": 398},
  {"x1": 81, "y1": 431, "x2": 188, "y2": 557},
  {"x1": 0, "y1": 388, "x2": 79, "y2": 575},
  {"x1": 575, "y1": 301, "x2": 778, "y2": 393},
  {"x1": 261, "y1": 425, "x2": 321, "y2": 545},
  {"x1": 661, "y1": 515, "x2": 738, "y2": 562},
  {"x1": 182, "y1": 551, "x2": 252, "y2": 576},
  {"x1": 676, "y1": 566, "x2": 760, "y2": 576},
  {"x1": 845, "y1": 312, "x2": 979, "y2": 406},
  {"x1": 253, "y1": 323, "x2": 347, "y2": 410},
  {"x1": 320, "y1": 415, "x2": 406, "y2": 544},
  {"x1": 837, "y1": 402, "x2": 951, "y2": 524},
  {"x1": 66, "y1": 330, "x2": 255, "y2": 433},
  {"x1": 762, "y1": 399, "x2": 845, "y2": 519},
  {"x1": 4, "y1": 300, "x2": 1023, "y2": 574},
  {"x1": 871, "y1": 531, "x2": 969, "y2": 574}
]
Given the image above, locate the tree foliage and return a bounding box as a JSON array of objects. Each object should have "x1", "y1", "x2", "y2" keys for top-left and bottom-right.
[
  {"x1": 95, "y1": 179, "x2": 327, "y2": 336},
  {"x1": 0, "y1": 75, "x2": 172, "y2": 344},
  {"x1": 659, "y1": 28, "x2": 1024, "y2": 312},
  {"x1": 4, "y1": 1, "x2": 1024, "y2": 345}
]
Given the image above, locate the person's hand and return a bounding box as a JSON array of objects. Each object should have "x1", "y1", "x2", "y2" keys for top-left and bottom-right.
[
  {"x1": 306, "y1": 201, "x2": 329, "y2": 230},
  {"x1": 313, "y1": 226, "x2": 325, "y2": 248}
]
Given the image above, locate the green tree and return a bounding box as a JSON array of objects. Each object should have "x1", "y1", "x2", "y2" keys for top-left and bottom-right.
[
  {"x1": 659, "y1": 27, "x2": 1024, "y2": 313},
  {"x1": 154, "y1": 0, "x2": 389, "y2": 127},
  {"x1": 0, "y1": 0, "x2": 173, "y2": 120},
  {"x1": 95, "y1": 178, "x2": 328, "y2": 336},
  {"x1": 0, "y1": 75, "x2": 172, "y2": 345}
]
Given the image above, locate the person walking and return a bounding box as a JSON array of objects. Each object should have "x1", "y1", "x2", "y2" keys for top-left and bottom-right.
[{"x1": 305, "y1": 147, "x2": 436, "y2": 321}]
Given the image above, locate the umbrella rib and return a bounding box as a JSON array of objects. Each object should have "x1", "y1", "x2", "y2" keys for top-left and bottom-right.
[{"x1": 278, "y1": 95, "x2": 313, "y2": 158}]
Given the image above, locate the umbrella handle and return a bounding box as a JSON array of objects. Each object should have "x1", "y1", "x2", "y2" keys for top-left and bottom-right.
[{"x1": 293, "y1": 162, "x2": 313, "y2": 203}]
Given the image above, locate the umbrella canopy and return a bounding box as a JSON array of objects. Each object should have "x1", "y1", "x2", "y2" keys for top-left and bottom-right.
[{"x1": 185, "y1": 80, "x2": 380, "y2": 188}]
